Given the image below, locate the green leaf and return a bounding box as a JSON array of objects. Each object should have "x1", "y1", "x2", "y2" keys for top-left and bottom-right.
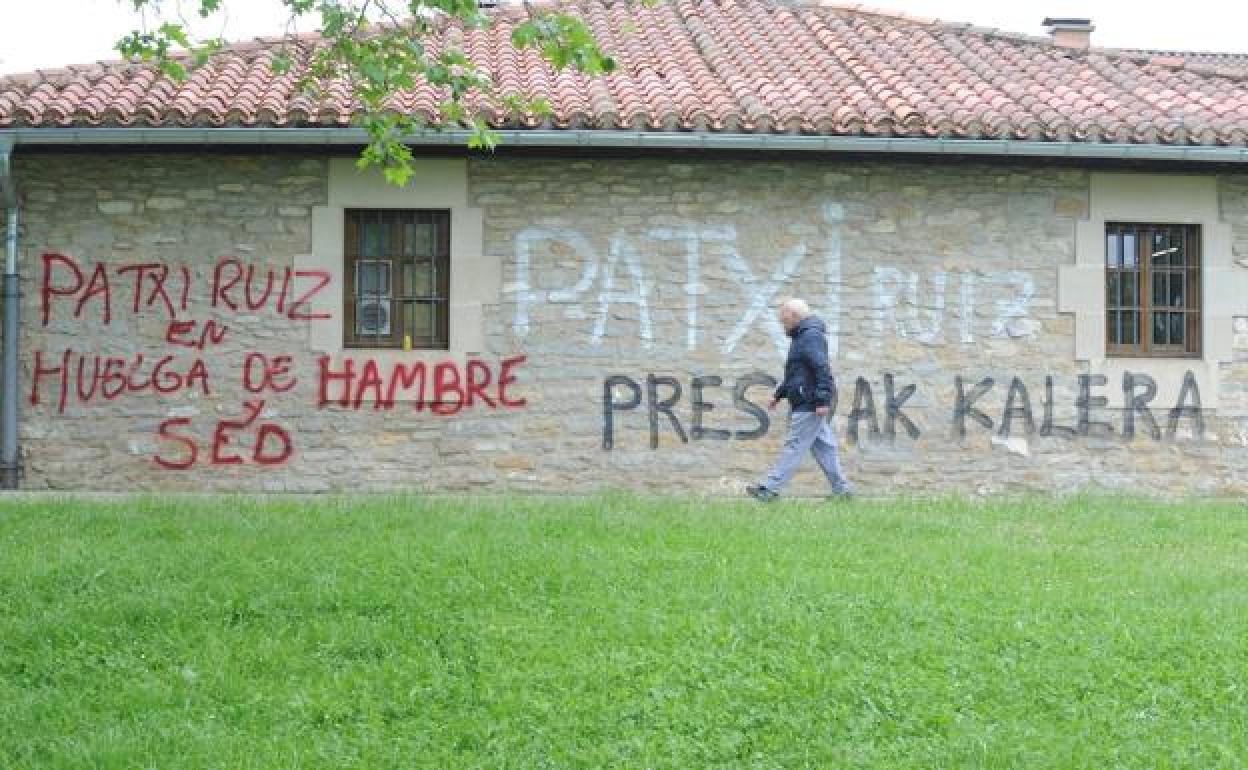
[
  {"x1": 117, "y1": 0, "x2": 626, "y2": 185},
  {"x1": 467, "y1": 119, "x2": 499, "y2": 151},
  {"x1": 530, "y1": 96, "x2": 554, "y2": 118},
  {"x1": 158, "y1": 23, "x2": 192, "y2": 49},
  {"x1": 160, "y1": 60, "x2": 188, "y2": 81},
  {"x1": 359, "y1": 59, "x2": 386, "y2": 85},
  {"x1": 271, "y1": 50, "x2": 294, "y2": 75}
]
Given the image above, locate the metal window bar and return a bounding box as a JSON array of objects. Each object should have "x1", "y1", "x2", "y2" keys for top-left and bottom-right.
[{"x1": 344, "y1": 209, "x2": 451, "y2": 350}]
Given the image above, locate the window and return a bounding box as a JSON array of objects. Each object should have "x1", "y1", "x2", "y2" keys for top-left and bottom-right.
[
  {"x1": 344, "y1": 209, "x2": 450, "y2": 349},
  {"x1": 1105, "y1": 223, "x2": 1201, "y2": 357}
]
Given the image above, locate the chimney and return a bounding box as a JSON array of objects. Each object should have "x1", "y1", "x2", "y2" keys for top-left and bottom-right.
[{"x1": 1042, "y1": 17, "x2": 1094, "y2": 50}]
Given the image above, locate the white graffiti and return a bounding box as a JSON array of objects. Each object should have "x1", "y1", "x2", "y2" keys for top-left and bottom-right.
[
  {"x1": 990, "y1": 270, "x2": 1038, "y2": 339},
  {"x1": 512, "y1": 228, "x2": 596, "y2": 338},
  {"x1": 511, "y1": 210, "x2": 843, "y2": 356},
  {"x1": 872, "y1": 268, "x2": 1037, "y2": 345},
  {"x1": 822, "y1": 203, "x2": 844, "y2": 360},
  {"x1": 873, "y1": 267, "x2": 947, "y2": 344},
  {"x1": 510, "y1": 203, "x2": 1038, "y2": 355},
  {"x1": 648, "y1": 224, "x2": 734, "y2": 352},
  {"x1": 721, "y1": 234, "x2": 806, "y2": 355},
  {"x1": 593, "y1": 234, "x2": 653, "y2": 349},
  {"x1": 960, "y1": 272, "x2": 977, "y2": 344}
]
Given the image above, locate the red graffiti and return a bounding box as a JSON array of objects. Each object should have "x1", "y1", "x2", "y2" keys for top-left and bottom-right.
[
  {"x1": 165, "y1": 320, "x2": 229, "y2": 351},
  {"x1": 31, "y1": 349, "x2": 211, "y2": 414},
  {"x1": 41, "y1": 253, "x2": 114, "y2": 325},
  {"x1": 211, "y1": 257, "x2": 331, "y2": 320},
  {"x1": 116, "y1": 262, "x2": 188, "y2": 318},
  {"x1": 317, "y1": 355, "x2": 528, "y2": 414},
  {"x1": 40, "y1": 253, "x2": 82, "y2": 324},
  {"x1": 154, "y1": 419, "x2": 197, "y2": 470},
  {"x1": 243, "y1": 352, "x2": 297, "y2": 394},
  {"x1": 155, "y1": 400, "x2": 294, "y2": 470},
  {"x1": 40, "y1": 252, "x2": 331, "y2": 325},
  {"x1": 287, "y1": 271, "x2": 332, "y2": 321},
  {"x1": 35, "y1": 252, "x2": 530, "y2": 476},
  {"x1": 498, "y1": 355, "x2": 527, "y2": 409}
]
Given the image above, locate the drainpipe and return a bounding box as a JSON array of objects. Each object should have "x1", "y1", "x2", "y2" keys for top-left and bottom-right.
[{"x1": 0, "y1": 139, "x2": 19, "y2": 489}]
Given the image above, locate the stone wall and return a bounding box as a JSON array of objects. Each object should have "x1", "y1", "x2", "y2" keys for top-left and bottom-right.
[{"x1": 8, "y1": 152, "x2": 1248, "y2": 496}]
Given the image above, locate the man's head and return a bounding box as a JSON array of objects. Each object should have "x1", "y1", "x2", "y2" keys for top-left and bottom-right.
[{"x1": 777, "y1": 297, "x2": 812, "y2": 332}]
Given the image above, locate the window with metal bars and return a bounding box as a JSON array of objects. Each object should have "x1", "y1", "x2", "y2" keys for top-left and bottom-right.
[
  {"x1": 344, "y1": 209, "x2": 450, "y2": 350},
  {"x1": 1105, "y1": 223, "x2": 1201, "y2": 358}
]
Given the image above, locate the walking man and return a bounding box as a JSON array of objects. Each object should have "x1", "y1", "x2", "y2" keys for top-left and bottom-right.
[{"x1": 747, "y1": 298, "x2": 853, "y2": 502}]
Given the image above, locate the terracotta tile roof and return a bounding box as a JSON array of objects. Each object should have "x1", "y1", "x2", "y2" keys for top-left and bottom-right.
[
  {"x1": 1117, "y1": 49, "x2": 1248, "y2": 78},
  {"x1": 3, "y1": 0, "x2": 1248, "y2": 146}
]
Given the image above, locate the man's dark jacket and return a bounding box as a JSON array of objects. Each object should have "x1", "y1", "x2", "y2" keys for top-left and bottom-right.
[{"x1": 774, "y1": 315, "x2": 833, "y2": 412}]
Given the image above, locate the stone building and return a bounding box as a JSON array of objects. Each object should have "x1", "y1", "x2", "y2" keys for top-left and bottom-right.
[{"x1": 2, "y1": 1, "x2": 1248, "y2": 496}]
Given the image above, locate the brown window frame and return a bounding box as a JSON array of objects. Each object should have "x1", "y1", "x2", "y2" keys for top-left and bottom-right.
[
  {"x1": 1105, "y1": 222, "x2": 1201, "y2": 359},
  {"x1": 343, "y1": 208, "x2": 451, "y2": 351}
]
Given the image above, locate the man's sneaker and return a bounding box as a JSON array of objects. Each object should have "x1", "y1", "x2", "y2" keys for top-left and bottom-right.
[
  {"x1": 746, "y1": 484, "x2": 778, "y2": 502},
  {"x1": 827, "y1": 490, "x2": 854, "y2": 502}
]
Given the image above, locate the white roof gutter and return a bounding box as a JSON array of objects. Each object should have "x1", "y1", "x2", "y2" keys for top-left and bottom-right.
[{"x1": 3, "y1": 128, "x2": 1248, "y2": 163}]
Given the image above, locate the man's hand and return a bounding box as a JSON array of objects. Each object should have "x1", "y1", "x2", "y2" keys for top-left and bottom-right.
[
  {"x1": 768, "y1": 398, "x2": 780, "y2": 411},
  {"x1": 815, "y1": 406, "x2": 830, "y2": 417}
]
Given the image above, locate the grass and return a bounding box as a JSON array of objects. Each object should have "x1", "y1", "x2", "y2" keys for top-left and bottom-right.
[{"x1": 2, "y1": 494, "x2": 1247, "y2": 769}]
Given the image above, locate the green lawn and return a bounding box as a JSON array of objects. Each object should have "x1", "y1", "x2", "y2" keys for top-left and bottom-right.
[{"x1": 2, "y1": 494, "x2": 1247, "y2": 769}]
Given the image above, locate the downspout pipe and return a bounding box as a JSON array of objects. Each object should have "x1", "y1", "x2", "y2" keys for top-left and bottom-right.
[{"x1": 0, "y1": 139, "x2": 19, "y2": 489}]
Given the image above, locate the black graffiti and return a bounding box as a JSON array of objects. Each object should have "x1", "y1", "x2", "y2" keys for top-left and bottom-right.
[
  {"x1": 954, "y1": 376, "x2": 995, "y2": 436},
  {"x1": 884, "y1": 373, "x2": 920, "y2": 440},
  {"x1": 691, "y1": 376, "x2": 730, "y2": 441},
  {"x1": 999, "y1": 377, "x2": 1036, "y2": 437},
  {"x1": 604, "y1": 370, "x2": 1207, "y2": 449},
  {"x1": 1123, "y1": 372, "x2": 1160, "y2": 440},
  {"x1": 732, "y1": 373, "x2": 776, "y2": 440},
  {"x1": 1077, "y1": 374, "x2": 1113, "y2": 436},
  {"x1": 603, "y1": 371, "x2": 776, "y2": 450},
  {"x1": 647, "y1": 374, "x2": 688, "y2": 449},
  {"x1": 602, "y1": 375, "x2": 641, "y2": 450},
  {"x1": 959, "y1": 370, "x2": 1204, "y2": 442},
  {"x1": 1040, "y1": 376, "x2": 1077, "y2": 438},
  {"x1": 847, "y1": 377, "x2": 880, "y2": 443},
  {"x1": 1166, "y1": 370, "x2": 1204, "y2": 439}
]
